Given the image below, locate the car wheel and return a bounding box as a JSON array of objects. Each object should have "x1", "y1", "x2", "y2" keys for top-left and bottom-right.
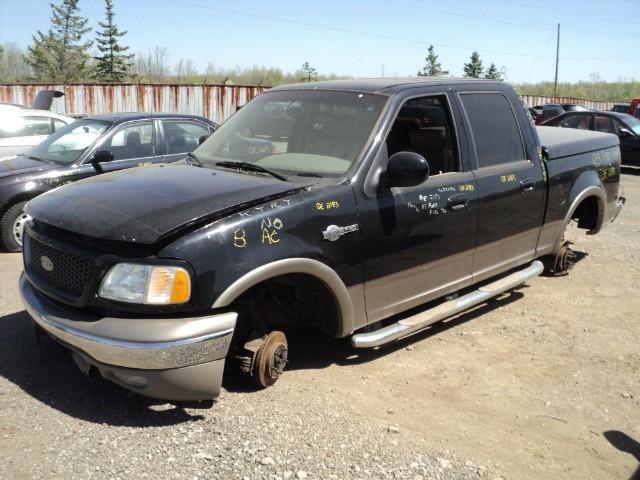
[{"x1": 0, "y1": 201, "x2": 31, "y2": 252}]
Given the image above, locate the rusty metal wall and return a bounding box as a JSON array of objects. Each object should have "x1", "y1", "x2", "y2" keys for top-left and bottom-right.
[
  {"x1": 0, "y1": 83, "x2": 267, "y2": 124},
  {"x1": 521, "y1": 95, "x2": 613, "y2": 111},
  {"x1": 0, "y1": 84, "x2": 615, "y2": 121}
]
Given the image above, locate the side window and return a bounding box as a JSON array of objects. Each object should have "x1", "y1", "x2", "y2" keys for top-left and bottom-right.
[
  {"x1": 162, "y1": 120, "x2": 209, "y2": 154},
  {"x1": 558, "y1": 114, "x2": 591, "y2": 130},
  {"x1": 460, "y1": 92, "x2": 525, "y2": 168},
  {"x1": 386, "y1": 95, "x2": 459, "y2": 175},
  {"x1": 103, "y1": 121, "x2": 154, "y2": 160},
  {"x1": 52, "y1": 118, "x2": 67, "y2": 131},
  {"x1": 595, "y1": 115, "x2": 616, "y2": 134}
]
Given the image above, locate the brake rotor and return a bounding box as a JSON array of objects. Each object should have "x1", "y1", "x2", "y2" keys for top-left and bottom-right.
[
  {"x1": 552, "y1": 242, "x2": 575, "y2": 276},
  {"x1": 253, "y1": 330, "x2": 288, "y2": 388}
]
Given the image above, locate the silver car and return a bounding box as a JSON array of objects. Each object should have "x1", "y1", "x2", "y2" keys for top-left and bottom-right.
[{"x1": 0, "y1": 105, "x2": 74, "y2": 159}]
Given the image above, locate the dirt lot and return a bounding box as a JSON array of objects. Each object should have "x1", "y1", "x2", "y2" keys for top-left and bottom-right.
[{"x1": 0, "y1": 173, "x2": 638, "y2": 480}]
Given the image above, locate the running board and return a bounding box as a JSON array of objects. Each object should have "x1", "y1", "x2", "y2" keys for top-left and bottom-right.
[{"x1": 351, "y1": 260, "x2": 544, "y2": 348}]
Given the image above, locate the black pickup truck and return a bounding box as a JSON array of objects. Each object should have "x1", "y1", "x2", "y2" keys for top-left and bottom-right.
[{"x1": 19, "y1": 79, "x2": 625, "y2": 401}]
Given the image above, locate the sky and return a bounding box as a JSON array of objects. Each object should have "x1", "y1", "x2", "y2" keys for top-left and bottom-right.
[{"x1": 0, "y1": 0, "x2": 638, "y2": 84}]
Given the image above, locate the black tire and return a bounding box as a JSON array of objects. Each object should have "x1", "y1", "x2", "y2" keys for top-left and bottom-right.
[{"x1": 0, "y1": 201, "x2": 29, "y2": 253}]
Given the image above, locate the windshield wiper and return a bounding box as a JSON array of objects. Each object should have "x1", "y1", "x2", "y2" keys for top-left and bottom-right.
[
  {"x1": 185, "y1": 151, "x2": 202, "y2": 166},
  {"x1": 215, "y1": 161, "x2": 288, "y2": 181}
]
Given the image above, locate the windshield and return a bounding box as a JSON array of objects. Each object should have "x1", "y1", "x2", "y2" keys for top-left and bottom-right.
[
  {"x1": 194, "y1": 90, "x2": 387, "y2": 177},
  {"x1": 27, "y1": 119, "x2": 112, "y2": 164},
  {"x1": 622, "y1": 115, "x2": 640, "y2": 135}
]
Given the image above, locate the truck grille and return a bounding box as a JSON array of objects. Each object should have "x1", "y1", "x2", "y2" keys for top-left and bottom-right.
[{"x1": 27, "y1": 235, "x2": 94, "y2": 297}]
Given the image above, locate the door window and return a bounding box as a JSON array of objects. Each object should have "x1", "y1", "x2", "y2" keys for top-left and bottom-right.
[
  {"x1": 162, "y1": 120, "x2": 209, "y2": 154},
  {"x1": 386, "y1": 95, "x2": 459, "y2": 175},
  {"x1": 595, "y1": 115, "x2": 617, "y2": 134},
  {"x1": 0, "y1": 115, "x2": 51, "y2": 138},
  {"x1": 104, "y1": 122, "x2": 154, "y2": 160},
  {"x1": 52, "y1": 118, "x2": 67, "y2": 131},
  {"x1": 460, "y1": 92, "x2": 526, "y2": 167},
  {"x1": 556, "y1": 114, "x2": 592, "y2": 130}
]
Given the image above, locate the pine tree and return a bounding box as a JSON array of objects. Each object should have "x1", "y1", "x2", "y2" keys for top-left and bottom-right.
[
  {"x1": 463, "y1": 51, "x2": 483, "y2": 78},
  {"x1": 417, "y1": 45, "x2": 449, "y2": 77},
  {"x1": 25, "y1": 0, "x2": 92, "y2": 82},
  {"x1": 485, "y1": 63, "x2": 504, "y2": 80},
  {"x1": 300, "y1": 61, "x2": 317, "y2": 82},
  {"x1": 93, "y1": 0, "x2": 134, "y2": 82}
]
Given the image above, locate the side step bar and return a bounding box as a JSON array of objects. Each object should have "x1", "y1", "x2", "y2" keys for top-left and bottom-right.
[{"x1": 351, "y1": 260, "x2": 544, "y2": 348}]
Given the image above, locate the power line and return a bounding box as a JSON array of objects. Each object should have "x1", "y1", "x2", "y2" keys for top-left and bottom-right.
[{"x1": 155, "y1": 0, "x2": 640, "y2": 61}]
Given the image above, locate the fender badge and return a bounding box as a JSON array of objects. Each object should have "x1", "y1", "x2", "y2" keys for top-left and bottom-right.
[
  {"x1": 40, "y1": 255, "x2": 54, "y2": 272},
  {"x1": 322, "y1": 224, "x2": 359, "y2": 242}
]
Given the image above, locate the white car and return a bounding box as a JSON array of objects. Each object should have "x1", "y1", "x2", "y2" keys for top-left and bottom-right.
[{"x1": 0, "y1": 106, "x2": 74, "y2": 159}]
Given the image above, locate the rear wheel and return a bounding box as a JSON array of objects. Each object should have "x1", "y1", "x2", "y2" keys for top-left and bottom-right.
[{"x1": 0, "y1": 201, "x2": 30, "y2": 252}]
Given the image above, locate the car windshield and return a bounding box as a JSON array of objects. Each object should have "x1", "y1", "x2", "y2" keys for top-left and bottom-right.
[
  {"x1": 26, "y1": 119, "x2": 112, "y2": 164},
  {"x1": 622, "y1": 115, "x2": 640, "y2": 135},
  {"x1": 193, "y1": 89, "x2": 387, "y2": 177}
]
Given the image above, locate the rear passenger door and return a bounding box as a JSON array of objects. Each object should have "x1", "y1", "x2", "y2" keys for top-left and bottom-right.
[
  {"x1": 160, "y1": 119, "x2": 212, "y2": 163},
  {"x1": 457, "y1": 91, "x2": 546, "y2": 283}
]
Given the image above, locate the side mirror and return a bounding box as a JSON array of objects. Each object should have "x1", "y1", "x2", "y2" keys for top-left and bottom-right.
[
  {"x1": 618, "y1": 128, "x2": 634, "y2": 138},
  {"x1": 90, "y1": 150, "x2": 114, "y2": 172},
  {"x1": 383, "y1": 151, "x2": 430, "y2": 188},
  {"x1": 197, "y1": 134, "x2": 210, "y2": 146}
]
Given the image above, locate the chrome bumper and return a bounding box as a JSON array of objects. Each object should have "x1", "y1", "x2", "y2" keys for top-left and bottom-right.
[{"x1": 20, "y1": 273, "x2": 237, "y2": 370}]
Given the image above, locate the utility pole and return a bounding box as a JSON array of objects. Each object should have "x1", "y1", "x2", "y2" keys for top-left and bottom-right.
[{"x1": 554, "y1": 23, "x2": 560, "y2": 96}]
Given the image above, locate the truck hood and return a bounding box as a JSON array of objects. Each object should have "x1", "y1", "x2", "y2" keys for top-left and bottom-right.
[
  {"x1": 26, "y1": 163, "x2": 306, "y2": 244},
  {"x1": 537, "y1": 126, "x2": 620, "y2": 160},
  {"x1": 0, "y1": 154, "x2": 53, "y2": 179}
]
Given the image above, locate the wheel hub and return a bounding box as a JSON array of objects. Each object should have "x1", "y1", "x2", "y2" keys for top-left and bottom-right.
[
  {"x1": 12, "y1": 212, "x2": 32, "y2": 247},
  {"x1": 252, "y1": 331, "x2": 288, "y2": 388}
]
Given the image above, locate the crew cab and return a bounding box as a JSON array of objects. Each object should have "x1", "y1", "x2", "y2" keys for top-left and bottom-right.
[
  {"x1": 19, "y1": 79, "x2": 625, "y2": 402},
  {"x1": 0, "y1": 113, "x2": 216, "y2": 252}
]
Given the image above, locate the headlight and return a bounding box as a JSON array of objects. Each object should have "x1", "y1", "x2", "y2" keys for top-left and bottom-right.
[{"x1": 98, "y1": 263, "x2": 191, "y2": 305}]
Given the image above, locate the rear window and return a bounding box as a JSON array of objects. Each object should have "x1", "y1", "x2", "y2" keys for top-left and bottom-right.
[{"x1": 460, "y1": 92, "x2": 526, "y2": 168}]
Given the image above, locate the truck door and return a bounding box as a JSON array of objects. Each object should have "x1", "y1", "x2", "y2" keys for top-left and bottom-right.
[
  {"x1": 456, "y1": 91, "x2": 546, "y2": 283},
  {"x1": 358, "y1": 93, "x2": 478, "y2": 323}
]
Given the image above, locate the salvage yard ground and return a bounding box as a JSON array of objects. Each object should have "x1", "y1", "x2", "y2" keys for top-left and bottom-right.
[{"x1": 0, "y1": 173, "x2": 639, "y2": 480}]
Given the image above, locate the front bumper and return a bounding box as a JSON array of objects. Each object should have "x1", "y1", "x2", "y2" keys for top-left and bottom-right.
[{"x1": 20, "y1": 273, "x2": 237, "y2": 400}]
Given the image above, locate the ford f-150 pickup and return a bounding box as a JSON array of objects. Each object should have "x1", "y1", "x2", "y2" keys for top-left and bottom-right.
[{"x1": 19, "y1": 78, "x2": 625, "y2": 401}]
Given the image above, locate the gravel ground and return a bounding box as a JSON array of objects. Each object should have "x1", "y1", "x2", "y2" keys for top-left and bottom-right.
[{"x1": 1, "y1": 173, "x2": 639, "y2": 480}]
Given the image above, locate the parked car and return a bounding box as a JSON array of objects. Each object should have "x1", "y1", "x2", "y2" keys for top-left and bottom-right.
[
  {"x1": 612, "y1": 103, "x2": 630, "y2": 114},
  {"x1": 541, "y1": 110, "x2": 640, "y2": 166},
  {"x1": 19, "y1": 78, "x2": 624, "y2": 401},
  {"x1": 532, "y1": 103, "x2": 591, "y2": 124},
  {"x1": 0, "y1": 106, "x2": 74, "y2": 159},
  {"x1": 0, "y1": 112, "x2": 216, "y2": 251}
]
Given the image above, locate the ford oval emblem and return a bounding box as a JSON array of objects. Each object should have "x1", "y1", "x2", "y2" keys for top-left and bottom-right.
[{"x1": 40, "y1": 255, "x2": 54, "y2": 272}]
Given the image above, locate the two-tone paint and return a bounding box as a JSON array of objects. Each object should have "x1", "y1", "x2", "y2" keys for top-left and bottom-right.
[{"x1": 19, "y1": 78, "x2": 625, "y2": 401}]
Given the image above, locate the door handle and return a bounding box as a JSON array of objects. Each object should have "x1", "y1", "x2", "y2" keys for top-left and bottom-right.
[
  {"x1": 447, "y1": 194, "x2": 469, "y2": 211},
  {"x1": 520, "y1": 179, "x2": 536, "y2": 192}
]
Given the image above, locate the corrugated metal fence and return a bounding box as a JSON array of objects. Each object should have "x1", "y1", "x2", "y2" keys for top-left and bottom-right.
[
  {"x1": 520, "y1": 95, "x2": 613, "y2": 111},
  {"x1": 0, "y1": 83, "x2": 614, "y2": 122},
  {"x1": 0, "y1": 83, "x2": 267, "y2": 124}
]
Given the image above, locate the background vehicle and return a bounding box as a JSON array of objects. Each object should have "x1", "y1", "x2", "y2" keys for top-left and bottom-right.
[
  {"x1": 0, "y1": 106, "x2": 74, "y2": 159},
  {"x1": 19, "y1": 78, "x2": 624, "y2": 401},
  {"x1": 541, "y1": 110, "x2": 640, "y2": 166},
  {"x1": 0, "y1": 112, "x2": 217, "y2": 252},
  {"x1": 532, "y1": 103, "x2": 591, "y2": 124},
  {"x1": 611, "y1": 103, "x2": 630, "y2": 114}
]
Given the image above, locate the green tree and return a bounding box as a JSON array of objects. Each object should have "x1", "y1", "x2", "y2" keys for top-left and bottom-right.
[
  {"x1": 485, "y1": 63, "x2": 504, "y2": 80},
  {"x1": 463, "y1": 51, "x2": 483, "y2": 78},
  {"x1": 25, "y1": 0, "x2": 92, "y2": 82},
  {"x1": 300, "y1": 61, "x2": 317, "y2": 82},
  {"x1": 92, "y1": 0, "x2": 133, "y2": 82},
  {"x1": 0, "y1": 43, "x2": 31, "y2": 81},
  {"x1": 417, "y1": 45, "x2": 449, "y2": 77}
]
